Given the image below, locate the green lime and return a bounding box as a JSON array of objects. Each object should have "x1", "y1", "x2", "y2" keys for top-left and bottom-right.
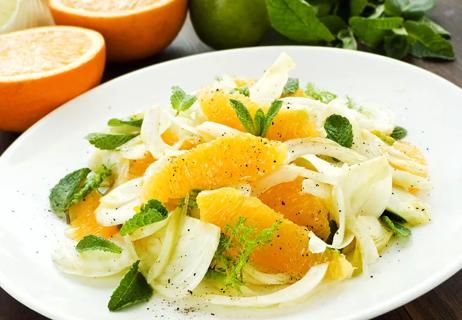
[{"x1": 189, "y1": 0, "x2": 270, "y2": 49}]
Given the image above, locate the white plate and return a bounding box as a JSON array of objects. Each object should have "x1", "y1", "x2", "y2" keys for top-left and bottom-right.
[{"x1": 0, "y1": 47, "x2": 461, "y2": 320}]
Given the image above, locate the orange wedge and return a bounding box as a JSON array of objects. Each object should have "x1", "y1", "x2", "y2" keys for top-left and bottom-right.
[
  {"x1": 0, "y1": 26, "x2": 105, "y2": 132},
  {"x1": 198, "y1": 187, "x2": 328, "y2": 278},
  {"x1": 49, "y1": 0, "x2": 187, "y2": 62}
]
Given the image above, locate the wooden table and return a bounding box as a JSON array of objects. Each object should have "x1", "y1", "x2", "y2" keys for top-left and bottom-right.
[{"x1": 1, "y1": 1, "x2": 461, "y2": 319}]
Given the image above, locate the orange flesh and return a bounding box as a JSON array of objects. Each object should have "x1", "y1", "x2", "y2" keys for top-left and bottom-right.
[
  {"x1": 127, "y1": 154, "x2": 155, "y2": 180},
  {"x1": 198, "y1": 188, "x2": 327, "y2": 278},
  {"x1": 68, "y1": 191, "x2": 119, "y2": 240},
  {"x1": 259, "y1": 177, "x2": 330, "y2": 240},
  {"x1": 61, "y1": 0, "x2": 159, "y2": 12},
  {"x1": 199, "y1": 90, "x2": 319, "y2": 141},
  {"x1": 142, "y1": 134, "x2": 287, "y2": 203}
]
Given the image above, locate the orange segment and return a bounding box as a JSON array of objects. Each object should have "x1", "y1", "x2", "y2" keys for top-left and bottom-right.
[
  {"x1": 392, "y1": 140, "x2": 428, "y2": 177},
  {"x1": 0, "y1": 26, "x2": 105, "y2": 131},
  {"x1": 49, "y1": 0, "x2": 187, "y2": 62},
  {"x1": 199, "y1": 90, "x2": 319, "y2": 141},
  {"x1": 127, "y1": 154, "x2": 155, "y2": 180},
  {"x1": 68, "y1": 191, "x2": 119, "y2": 240},
  {"x1": 198, "y1": 187, "x2": 327, "y2": 278},
  {"x1": 259, "y1": 177, "x2": 330, "y2": 240},
  {"x1": 142, "y1": 134, "x2": 287, "y2": 203}
]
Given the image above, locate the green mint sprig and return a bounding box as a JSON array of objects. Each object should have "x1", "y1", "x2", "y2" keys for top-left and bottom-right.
[
  {"x1": 306, "y1": 83, "x2": 337, "y2": 104},
  {"x1": 229, "y1": 99, "x2": 283, "y2": 137},
  {"x1": 381, "y1": 214, "x2": 411, "y2": 238},
  {"x1": 324, "y1": 114, "x2": 354, "y2": 148},
  {"x1": 108, "y1": 261, "x2": 153, "y2": 311},
  {"x1": 282, "y1": 77, "x2": 299, "y2": 96},
  {"x1": 76, "y1": 235, "x2": 122, "y2": 254},
  {"x1": 170, "y1": 86, "x2": 197, "y2": 114},
  {"x1": 390, "y1": 126, "x2": 407, "y2": 140},
  {"x1": 119, "y1": 200, "x2": 168, "y2": 236},
  {"x1": 108, "y1": 118, "x2": 143, "y2": 128},
  {"x1": 86, "y1": 133, "x2": 138, "y2": 150}
]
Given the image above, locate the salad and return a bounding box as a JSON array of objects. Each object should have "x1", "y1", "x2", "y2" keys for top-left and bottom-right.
[{"x1": 49, "y1": 53, "x2": 430, "y2": 312}]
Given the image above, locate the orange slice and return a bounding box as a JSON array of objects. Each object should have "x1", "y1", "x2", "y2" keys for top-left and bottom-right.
[
  {"x1": 49, "y1": 0, "x2": 187, "y2": 62},
  {"x1": 0, "y1": 26, "x2": 105, "y2": 131},
  {"x1": 199, "y1": 90, "x2": 319, "y2": 141},
  {"x1": 197, "y1": 187, "x2": 327, "y2": 278},
  {"x1": 68, "y1": 191, "x2": 119, "y2": 240},
  {"x1": 142, "y1": 134, "x2": 287, "y2": 203},
  {"x1": 259, "y1": 177, "x2": 330, "y2": 240}
]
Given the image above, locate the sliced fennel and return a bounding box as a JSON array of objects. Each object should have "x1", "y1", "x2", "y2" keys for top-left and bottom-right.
[
  {"x1": 355, "y1": 216, "x2": 393, "y2": 252},
  {"x1": 204, "y1": 263, "x2": 327, "y2": 307},
  {"x1": 392, "y1": 169, "x2": 431, "y2": 191},
  {"x1": 53, "y1": 236, "x2": 137, "y2": 277},
  {"x1": 242, "y1": 265, "x2": 292, "y2": 285},
  {"x1": 88, "y1": 149, "x2": 129, "y2": 187},
  {"x1": 301, "y1": 178, "x2": 331, "y2": 200},
  {"x1": 308, "y1": 231, "x2": 354, "y2": 253},
  {"x1": 386, "y1": 187, "x2": 430, "y2": 225},
  {"x1": 153, "y1": 216, "x2": 220, "y2": 298},
  {"x1": 249, "y1": 53, "x2": 295, "y2": 105}
]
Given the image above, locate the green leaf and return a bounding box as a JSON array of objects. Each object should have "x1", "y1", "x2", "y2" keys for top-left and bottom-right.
[
  {"x1": 282, "y1": 77, "x2": 299, "y2": 96},
  {"x1": 324, "y1": 114, "x2": 354, "y2": 148},
  {"x1": 49, "y1": 168, "x2": 90, "y2": 218},
  {"x1": 308, "y1": 0, "x2": 338, "y2": 17},
  {"x1": 119, "y1": 200, "x2": 168, "y2": 236},
  {"x1": 266, "y1": 0, "x2": 335, "y2": 43},
  {"x1": 385, "y1": 0, "x2": 434, "y2": 19},
  {"x1": 108, "y1": 261, "x2": 153, "y2": 311},
  {"x1": 261, "y1": 100, "x2": 283, "y2": 137},
  {"x1": 253, "y1": 109, "x2": 266, "y2": 136},
  {"x1": 86, "y1": 133, "x2": 137, "y2": 150},
  {"x1": 384, "y1": 33, "x2": 409, "y2": 59},
  {"x1": 350, "y1": 0, "x2": 368, "y2": 16},
  {"x1": 349, "y1": 17, "x2": 404, "y2": 48},
  {"x1": 319, "y1": 15, "x2": 348, "y2": 35},
  {"x1": 381, "y1": 215, "x2": 411, "y2": 237},
  {"x1": 390, "y1": 126, "x2": 407, "y2": 140},
  {"x1": 337, "y1": 28, "x2": 358, "y2": 50},
  {"x1": 170, "y1": 86, "x2": 197, "y2": 114},
  {"x1": 404, "y1": 20, "x2": 455, "y2": 60},
  {"x1": 107, "y1": 118, "x2": 143, "y2": 128},
  {"x1": 76, "y1": 235, "x2": 122, "y2": 254},
  {"x1": 419, "y1": 17, "x2": 450, "y2": 38},
  {"x1": 235, "y1": 86, "x2": 250, "y2": 97},
  {"x1": 229, "y1": 99, "x2": 256, "y2": 135},
  {"x1": 71, "y1": 165, "x2": 112, "y2": 204},
  {"x1": 306, "y1": 83, "x2": 337, "y2": 104}
]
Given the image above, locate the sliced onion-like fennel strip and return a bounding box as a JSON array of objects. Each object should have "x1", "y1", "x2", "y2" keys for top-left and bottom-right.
[
  {"x1": 386, "y1": 187, "x2": 430, "y2": 225},
  {"x1": 204, "y1": 263, "x2": 327, "y2": 307},
  {"x1": 153, "y1": 217, "x2": 220, "y2": 298},
  {"x1": 119, "y1": 135, "x2": 147, "y2": 160},
  {"x1": 249, "y1": 52, "x2": 295, "y2": 105},
  {"x1": 52, "y1": 235, "x2": 138, "y2": 277},
  {"x1": 242, "y1": 265, "x2": 292, "y2": 285},
  {"x1": 392, "y1": 169, "x2": 431, "y2": 191},
  {"x1": 254, "y1": 164, "x2": 336, "y2": 195},
  {"x1": 300, "y1": 154, "x2": 342, "y2": 176},
  {"x1": 301, "y1": 178, "x2": 331, "y2": 200},
  {"x1": 195, "y1": 121, "x2": 241, "y2": 140},
  {"x1": 285, "y1": 138, "x2": 367, "y2": 163},
  {"x1": 88, "y1": 149, "x2": 129, "y2": 187},
  {"x1": 308, "y1": 231, "x2": 354, "y2": 254},
  {"x1": 96, "y1": 177, "x2": 142, "y2": 226},
  {"x1": 129, "y1": 214, "x2": 172, "y2": 241}
]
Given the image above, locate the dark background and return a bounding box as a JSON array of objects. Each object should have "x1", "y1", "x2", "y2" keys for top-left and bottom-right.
[{"x1": 1, "y1": 0, "x2": 461, "y2": 319}]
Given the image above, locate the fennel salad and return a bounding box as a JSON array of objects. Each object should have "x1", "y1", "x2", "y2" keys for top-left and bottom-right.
[{"x1": 49, "y1": 53, "x2": 430, "y2": 312}]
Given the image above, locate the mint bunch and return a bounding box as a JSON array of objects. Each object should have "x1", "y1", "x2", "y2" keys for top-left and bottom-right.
[{"x1": 265, "y1": 0, "x2": 454, "y2": 60}]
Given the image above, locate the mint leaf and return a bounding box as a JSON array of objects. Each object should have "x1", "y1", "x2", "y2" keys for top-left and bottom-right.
[
  {"x1": 282, "y1": 78, "x2": 299, "y2": 96},
  {"x1": 108, "y1": 118, "x2": 143, "y2": 128},
  {"x1": 384, "y1": 33, "x2": 409, "y2": 59},
  {"x1": 120, "y1": 200, "x2": 168, "y2": 236},
  {"x1": 404, "y1": 21, "x2": 455, "y2": 60},
  {"x1": 253, "y1": 109, "x2": 266, "y2": 136},
  {"x1": 381, "y1": 215, "x2": 411, "y2": 237},
  {"x1": 338, "y1": 28, "x2": 357, "y2": 50},
  {"x1": 235, "y1": 87, "x2": 250, "y2": 97},
  {"x1": 419, "y1": 17, "x2": 450, "y2": 38},
  {"x1": 170, "y1": 86, "x2": 197, "y2": 114},
  {"x1": 319, "y1": 15, "x2": 348, "y2": 35},
  {"x1": 385, "y1": 0, "x2": 434, "y2": 19},
  {"x1": 266, "y1": 0, "x2": 334, "y2": 43},
  {"x1": 229, "y1": 99, "x2": 256, "y2": 135},
  {"x1": 86, "y1": 133, "x2": 137, "y2": 150},
  {"x1": 261, "y1": 100, "x2": 283, "y2": 137},
  {"x1": 306, "y1": 83, "x2": 337, "y2": 104},
  {"x1": 72, "y1": 165, "x2": 112, "y2": 204},
  {"x1": 350, "y1": 0, "x2": 368, "y2": 16},
  {"x1": 350, "y1": 17, "x2": 404, "y2": 48},
  {"x1": 76, "y1": 235, "x2": 122, "y2": 254},
  {"x1": 390, "y1": 126, "x2": 407, "y2": 140},
  {"x1": 108, "y1": 261, "x2": 153, "y2": 311},
  {"x1": 324, "y1": 114, "x2": 354, "y2": 148},
  {"x1": 49, "y1": 168, "x2": 90, "y2": 219}
]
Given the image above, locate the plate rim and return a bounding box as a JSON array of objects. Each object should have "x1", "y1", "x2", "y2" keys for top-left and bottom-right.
[{"x1": 1, "y1": 45, "x2": 461, "y2": 320}]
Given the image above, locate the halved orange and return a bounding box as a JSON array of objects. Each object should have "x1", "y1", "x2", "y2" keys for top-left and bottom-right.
[
  {"x1": 142, "y1": 133, "x2": 287, "y2": 203},
  {"x1": 197, "y1": 187, "x2": 328, "y2": 278},
  {"x1": 49, "y1": 0, "x2": 187, "y2": 62},
  {"x1": 0, "y1": 26, "x2": 105, "y2": 132}
]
